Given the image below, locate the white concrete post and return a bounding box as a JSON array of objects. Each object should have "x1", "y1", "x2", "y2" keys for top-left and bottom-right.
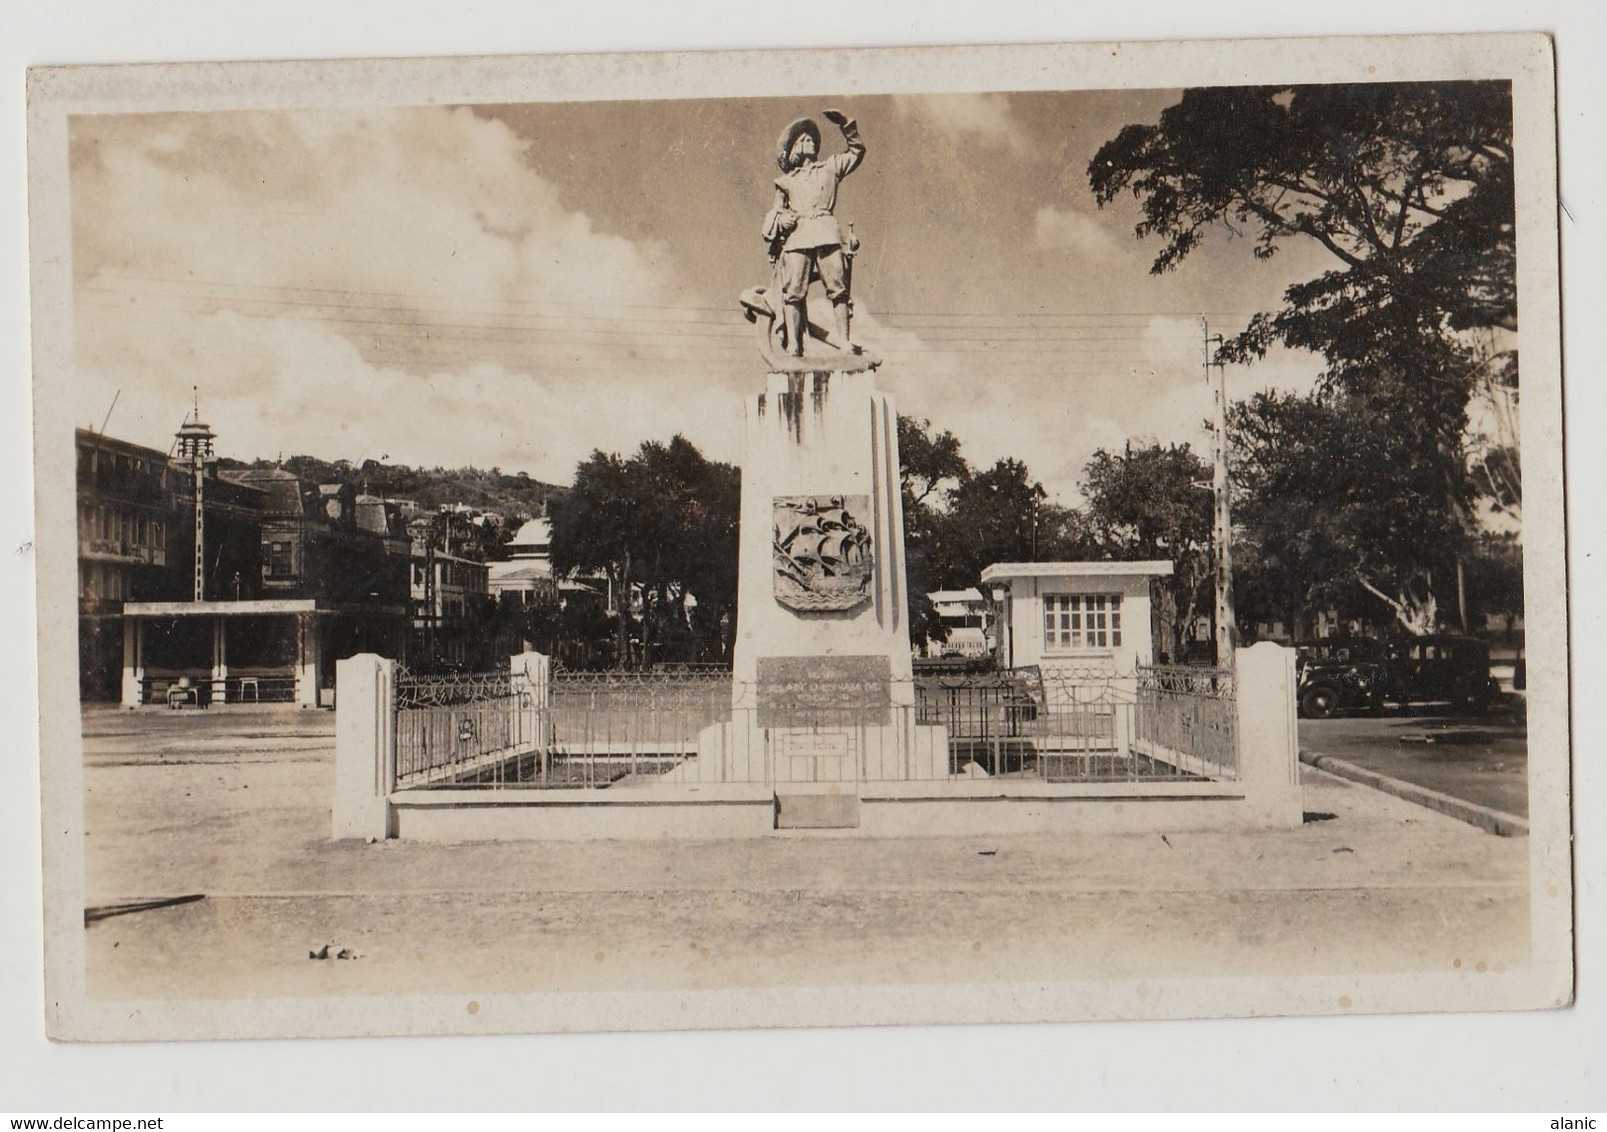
[
  {"x1": 1234, "y1": 641, "x2": 1303, "y2": 827},
  {"x1": 295, "y1": 612, "x2": 321, "y2": 709},
  {"x1": 510, "y1": 650, "x2": 552, "y2": 772},
  {"x1": 510, "y1": 649, "x2": 551, "y2": 702},
  {"x1": 1112, "y1": 700, "x2": 1133, "y2": 758},
  {"x1": 332, "y1": 653, "x2": 395, "y2": 840},
  {"x1": 121, "y1": 617, "x2": 143, "y2": 708},
  {"x1": 211, "y1": 617, "x2": 228, "y2": 704}
]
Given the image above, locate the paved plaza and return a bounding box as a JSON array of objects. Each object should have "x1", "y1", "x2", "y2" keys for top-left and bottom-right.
[{"x1": 80, "y1": 706, "x2": 1531, "y2": 1003}]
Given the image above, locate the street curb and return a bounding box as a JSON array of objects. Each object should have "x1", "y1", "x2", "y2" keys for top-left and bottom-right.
[{"x1": 1299, "y1": 750, "x2": 1529, "y2": 838}]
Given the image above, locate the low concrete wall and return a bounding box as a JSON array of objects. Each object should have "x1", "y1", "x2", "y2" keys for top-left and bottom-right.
[
  {"x1": 337, "y1": 646, "x2": 1304, "y2": 841},
  {"x1": 392, "y1": 788, "x2": 776, "y2": 840},
  {"x1": 388, "y1": 785, "x2": 1285, "y2": 839}
]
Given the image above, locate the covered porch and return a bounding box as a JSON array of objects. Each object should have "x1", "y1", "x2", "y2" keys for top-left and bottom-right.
[{"x1": 120, "y1": 599, "x2": 407, "y2": 709}]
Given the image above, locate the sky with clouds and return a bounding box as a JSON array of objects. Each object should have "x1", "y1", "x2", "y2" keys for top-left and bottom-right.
[{"x1": 69, "y1": 89, "x2": 1341, "y2": 502}]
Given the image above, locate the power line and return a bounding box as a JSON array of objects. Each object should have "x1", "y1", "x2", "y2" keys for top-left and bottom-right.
[
  {"x1": 80, "y1": 295, "x2": 1218, "y2": 355},
  {"x1": 77, "y1": 269, "x2": 1268, "y2": 325},
  {"x1": 79, "y1": 291, "x2": 1232, "y2": 340}
]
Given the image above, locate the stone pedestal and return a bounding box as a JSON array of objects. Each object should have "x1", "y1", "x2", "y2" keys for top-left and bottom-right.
[
  {"x1": 730, "y1": 370, "x2": 913, "y2": 686},
  {"x1": 695, "y1": 370, "x2": 948, "y2": 792}
]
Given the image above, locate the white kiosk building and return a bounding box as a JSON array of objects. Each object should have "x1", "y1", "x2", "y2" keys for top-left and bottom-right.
[{"x1": 980, "y1": 560, "x2": 1176, "y2": 677}]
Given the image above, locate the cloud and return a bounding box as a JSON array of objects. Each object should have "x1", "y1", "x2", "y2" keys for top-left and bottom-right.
[
  {"x1": 848, "y1": 307, "x2": 1307, "y2": 500},
  {"x1": 65, "y1": 102, "x2": 1327, "y2": 507},
  {"x1": 849, "y1": 310, "x2": 1151, "y2": 499},
  {"x1": 69, "y1": 106, "x2": 721, "y2": 481},
  {"x1": 1033, "y1": 205, "x2": 1127, "y2": 261},
  {"x1": 73, "y1": 304, "x2": 743, "y2": 478},
  {"x1": 890, "y1": 93, "x2": 1030, "y2": 153}
]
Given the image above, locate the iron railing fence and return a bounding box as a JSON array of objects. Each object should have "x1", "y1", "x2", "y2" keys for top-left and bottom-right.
[
  {"x1": 389, "y1": 664, "x2": 1239, "y2": 790},
  {"x1": 644, "y1": 662, "x2": 735, "y2": 676},
  {"x1": 916, "y1": 665, "x2": 1211, "y2": 781},
  {"x1": 393, "y1": 665, "x2": 548, "y2": 787},
  {"x1": 545, "y1": 669, "x2": 733, "y2": 787},
  {"x1": 1134, "y1": 664, "x2": 1237, "y2": 778}
]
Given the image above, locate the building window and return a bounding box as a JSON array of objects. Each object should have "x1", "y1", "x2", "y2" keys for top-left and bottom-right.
[
  {"x1": 267, "y1": 541, "x2": 295, "y2": 579},
  {"x1": 1043, "y1": 593, "x2": 1122, "y2": 650}
]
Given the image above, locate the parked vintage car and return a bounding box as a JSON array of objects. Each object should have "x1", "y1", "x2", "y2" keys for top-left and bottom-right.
[
  {"x1": 1295, "y1": 633, "x2": 1501, "y2": 718},
  {"x1": 1294, "y1": 636, "x2": 1388, "y2": 718},
  {"x1": 1381, "y1": 634, "x2": 1501, "y2": 715}
]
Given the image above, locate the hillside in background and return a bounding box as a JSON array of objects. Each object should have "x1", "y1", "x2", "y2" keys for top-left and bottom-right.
[{"x1": 219, "y1": 455, "x2": 568, "y2": 528}]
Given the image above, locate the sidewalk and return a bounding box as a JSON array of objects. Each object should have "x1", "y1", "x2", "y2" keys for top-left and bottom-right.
[{"x1": 80, "y1": 709, "x2": 1531, "y2": 1002}]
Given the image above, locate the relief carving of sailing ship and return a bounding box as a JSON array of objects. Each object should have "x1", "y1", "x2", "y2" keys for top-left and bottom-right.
[{"x1": 772, "y1": 494, "x2": 875, "y2": 612}]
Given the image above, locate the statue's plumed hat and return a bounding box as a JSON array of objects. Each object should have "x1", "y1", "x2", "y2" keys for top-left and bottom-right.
[{"x1": 776, "y1": 117, "x2": 821, "y2": 170}]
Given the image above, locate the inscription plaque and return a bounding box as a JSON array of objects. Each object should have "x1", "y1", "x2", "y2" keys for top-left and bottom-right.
[
  {"x1": 756, "y1": 655, "x2": 891, "y2": 727},
  {"x1": 778, "y1": 732, "x2": 851, "y2": 759}
]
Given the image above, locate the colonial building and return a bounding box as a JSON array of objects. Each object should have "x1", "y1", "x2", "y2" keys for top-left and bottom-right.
[
  {"x1": 487, "y1": 516, "x2": 558, "y2": 606},
  {"x1": 922, "y1": 587, "x2": 991, "y2": 658},
  {"x1": 409, "y1": 544, "x2": 493, "y2": 671},
  {"x1": 114, "y1": 424, "x2": 412, "y2": 707},
  {"x1": 77, "y1": 430, "x2": 184, "y2": 699},
  {"x1": 76, "y1": 428, "x2": 267, "y2": 700}
]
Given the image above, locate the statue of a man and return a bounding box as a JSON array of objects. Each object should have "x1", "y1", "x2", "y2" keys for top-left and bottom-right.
[{"x1": 761, "y1": 109, "x2": 866, "y2": 356}]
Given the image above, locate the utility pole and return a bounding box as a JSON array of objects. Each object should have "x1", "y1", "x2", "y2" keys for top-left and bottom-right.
[
  {"x1": 1204, "y1": 320, "x2": 1237, "y2": 668},
  {"x1": 424, "y1": 515, "x2": 438, "y2": 671}
]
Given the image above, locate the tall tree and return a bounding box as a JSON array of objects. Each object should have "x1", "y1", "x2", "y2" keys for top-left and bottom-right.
[
  {"x1": 898, "y1": 415, "x2": 971, "y2": 647},
  {"x1": 548, "y1": 437, "x2": 740, "y2": 668},
  {"x1": 942, "y1": 458, "x2": 1072, "y2": 587},
  {"x1": 1229, "y1": 389, "x2": 1471, "y2": 635},
  {"x1": 1088, "y1": 82, "x2": 1515, "y2": 354},
  {"x1": 1228, "y1": 391, "x2": 1358, "y2": 638},
  {"x1": 1079, "y1": 442, "x2": 1214, "y2": 660},
  {"x1": 549, "y1": 450, "x2": 641, "y2": 666},
  {"x1": 640, "y1": 437, "x2": 740, "y2": 664},
  {"x1": 898, "y1": 415, "x2": 968, "y2": 510},
  {"x1": 1090, "y1": 82, "x2": 1516, "y2": 628},
  {"x1": 897, "y1": 416, "x2": 1085, "y2": 603}
]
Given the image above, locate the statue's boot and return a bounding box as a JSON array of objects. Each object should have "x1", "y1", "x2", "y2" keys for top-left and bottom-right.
[
  {"x1": 832, "y1": 300, "x2": 859, "y2": 354},
  {"x1": 784, "y1": 303, "x2": 806, "y2": 357}
]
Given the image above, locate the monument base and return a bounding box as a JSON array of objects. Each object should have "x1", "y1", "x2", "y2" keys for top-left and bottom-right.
[
  {"x1": 673, "y1": 719, "x2": 950, "y2": 790},
  {"x1": 672, "y1": 366, "x2": 950, "y2": 812}
]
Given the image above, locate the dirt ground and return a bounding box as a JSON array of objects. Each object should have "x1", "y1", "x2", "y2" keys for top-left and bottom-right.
[{"x1": 79, "y1": 705, "x2": 1531, "y2": 1002}]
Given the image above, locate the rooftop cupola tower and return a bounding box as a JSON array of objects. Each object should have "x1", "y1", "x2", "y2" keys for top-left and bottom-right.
[{"x1": 174, "y1": 389, "x2": 216, "y2": 602}]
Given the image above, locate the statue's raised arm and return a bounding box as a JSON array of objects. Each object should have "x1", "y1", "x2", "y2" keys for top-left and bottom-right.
[{"x1": 820, "y1": 108, "x2": 866, "y2": 178}]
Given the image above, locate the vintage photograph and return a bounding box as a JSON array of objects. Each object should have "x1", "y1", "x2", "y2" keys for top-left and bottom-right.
[{"x1": 28, "y1": 36, "x2": 1572, "y2": 1041}]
